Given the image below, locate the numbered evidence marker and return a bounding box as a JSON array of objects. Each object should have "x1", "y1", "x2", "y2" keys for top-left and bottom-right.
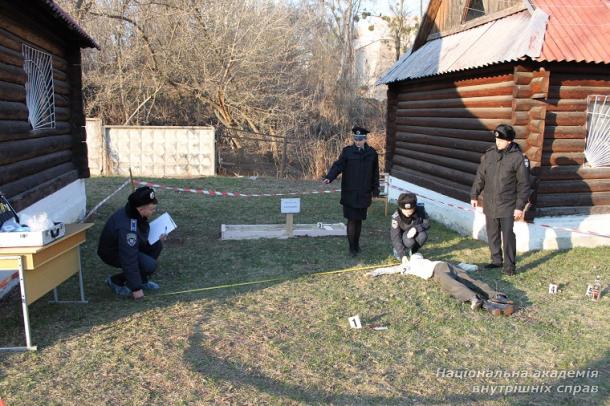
[
  {"x1": 548, "y1": 283, "x2": 559, "y2": 294},
  {"x1": 348, "y1": 315, "x2": 362, "y2": 329},
  {"x1": 585, "y1": 284, "x2": 594, "y2": 297},
  {"x1": 280, "y1": 198, "x2": 300, "y2": 237}
]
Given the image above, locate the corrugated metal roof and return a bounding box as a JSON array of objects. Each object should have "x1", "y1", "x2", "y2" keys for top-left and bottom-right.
[
  {"x1": 36, "y1": 0, "x2": 99, "y2": 49},
  {"x1": 378, "y1": 9, "x2": 548, "y2": 84},
  {"x1": 378, "y1": 0, "x2": 610, "y2": 85},
  {"x1": 534, "y1": 0, "x2": 610, "y2": 63}
]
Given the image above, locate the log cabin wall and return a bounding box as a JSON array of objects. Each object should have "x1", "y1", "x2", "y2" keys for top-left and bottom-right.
[
  {"x1": 388, "y1": 65, "x2": 515, "y2": 203},
  {"x1": 536, "y1": 63, "x2": 610, "y2": 216},
  {"x1": 0, "y1": 2, "x2": 88, "y2": 211},
  {"x1": 384, "y1": 86, "x2": 398, "y2": 173},
  {"x1": 512, "y1": 65, "x2": 549, "y2": 170}
]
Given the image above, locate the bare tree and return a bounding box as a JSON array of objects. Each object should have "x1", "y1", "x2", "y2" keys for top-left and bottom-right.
[
  {"x1": 58, "y1": 0, "x2": 385, "y2": 177},
  {"x1": 385, "y1": 0, "x2": 419, "y2": 61}
]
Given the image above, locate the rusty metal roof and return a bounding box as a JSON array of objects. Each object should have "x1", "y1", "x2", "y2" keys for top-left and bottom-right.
[
  {"x1": 379, "y1": 0, "x2": 610, "y2": 84},
  {"x1": 36, "y1": 0, "x2": 99, "y2": 49},
  {"x1": 534, "y1": 0, "x2": 610, "y2": 64},
  {"x1": 378, "y1": 9, "x2": 548, "y2": 84}
]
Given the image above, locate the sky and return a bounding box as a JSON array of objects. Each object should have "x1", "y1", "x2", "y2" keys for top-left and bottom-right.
[{"x1": 363, "y1": 0, "x2": 431, "y2": 17}]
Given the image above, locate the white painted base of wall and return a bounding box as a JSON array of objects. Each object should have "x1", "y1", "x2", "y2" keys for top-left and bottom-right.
[
  {"x1": 17, "y1": 179, "x2": 87, "y2": 224},
  {"x1": 388, "y1": 176, "x2": 610, "y2": 252}
]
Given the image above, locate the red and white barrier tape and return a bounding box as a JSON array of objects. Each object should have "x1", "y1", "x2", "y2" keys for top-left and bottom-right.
[
  {"x1": 135, "y1": 180, "x2": 341, "y2": 198},
  {"x1": 389, "y1": 183, "x2": 610, "y2": 239},
  {"x1": 0, "y1": 271, "x2": 18, "y2": 290}
]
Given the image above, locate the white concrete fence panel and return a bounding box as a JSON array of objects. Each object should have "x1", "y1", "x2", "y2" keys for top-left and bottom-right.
[
  {"x1": 86, "y1": 117, "x2": 104, "y2": 175},
  {"x1": 86, "y1": 119, "x2": 215, "y2": 177}
]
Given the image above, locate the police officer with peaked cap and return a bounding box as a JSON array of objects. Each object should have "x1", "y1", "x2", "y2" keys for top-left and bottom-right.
[
  {"x1": 323, "y1": 126, "x2": 380, "y2": 256},
  {"x1": 98, "y1": 186, "x2": 166, "y2": 299},
  {"x1": 470, "y1": 124, "x2": 531, "y2": 276}
]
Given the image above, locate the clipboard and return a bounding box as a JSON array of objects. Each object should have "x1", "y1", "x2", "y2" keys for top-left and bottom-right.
[{"x1": 148, "y1": 212, "x2": 177, "y2": 244}]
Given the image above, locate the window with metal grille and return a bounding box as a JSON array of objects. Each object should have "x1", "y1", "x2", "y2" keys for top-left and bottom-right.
[
  {"x1": 22, "y1": 44, "x2": 56, "y2": 131},
  {"x1": 585, "y1": 95, "x2": 610, "y2": 167}
]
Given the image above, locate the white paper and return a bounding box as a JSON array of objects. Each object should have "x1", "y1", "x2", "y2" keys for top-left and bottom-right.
[{"x1": 148, "y1": 212, "x2": 177, "y2": 244}]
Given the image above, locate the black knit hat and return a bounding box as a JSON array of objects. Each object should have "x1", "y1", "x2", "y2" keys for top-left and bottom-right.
[
  {"x1": 494, "y1": 124, "x2": 515, "y2": 141},
  {"x1": 128, "y1": 186, "x2": 158, "y2": 207},
  {"x1": 398, "y1": 192, "x2": 417, "y2": 209}
]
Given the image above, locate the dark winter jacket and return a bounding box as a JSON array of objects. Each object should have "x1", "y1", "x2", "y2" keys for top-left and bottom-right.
[
  {"x1": 325, "y1": 143, "x2": 380, "y2": 208},
  {"x1": 471, "y1": 142, "x2": 531, "y2": 218},
  {"x1": 390, "y1": 204, "x2": 430, "y2": 258},
  {"x1": 97, "y1": 203, "x2": 161, "y2": 291}
]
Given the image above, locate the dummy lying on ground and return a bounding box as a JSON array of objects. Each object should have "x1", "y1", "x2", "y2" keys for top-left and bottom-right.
[{"x1": 368, "y1": 254, "x2": 515, "y2": 316}]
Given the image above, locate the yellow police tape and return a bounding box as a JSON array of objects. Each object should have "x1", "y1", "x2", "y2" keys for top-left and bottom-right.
[{"x1": 156, "y1": 262, "x2": 399, "y2": 297}]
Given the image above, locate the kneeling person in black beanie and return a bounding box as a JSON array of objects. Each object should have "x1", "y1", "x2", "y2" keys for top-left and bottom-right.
[
  {"x1": 391, "y1": 192, "x2": 430, "y2": 263},
  {"x1": 98, "y1": 186, "x2": 166, "y2": 299}
]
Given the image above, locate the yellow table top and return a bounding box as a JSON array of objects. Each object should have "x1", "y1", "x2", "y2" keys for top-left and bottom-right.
[
  {"x1": 0, "y1": 223, "x2": 94, "y2": 255},
  {"x1": 0, "y1": 223, "x2": 94, "y2": 305}
]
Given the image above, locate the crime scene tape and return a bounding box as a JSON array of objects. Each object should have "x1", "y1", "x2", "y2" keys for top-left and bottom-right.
[
  {"x1": 389, "y1": 183, "x2": 610, "y2": 240},
  {"x1": 135, "y1": 180, "x2": 341, "y2": 197}
]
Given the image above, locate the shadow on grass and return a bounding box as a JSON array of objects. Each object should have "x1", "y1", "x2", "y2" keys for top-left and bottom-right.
[
  {"x1": 426, "y1": 237, "x2": 487, "y2": 261},
  {"x1": 185, "y1": 317, "x2": 609, "y2": 405},
  {"x1": 515, "y1": 248, "x2": 565, "y2": 275},
  {"x1": 185, "y1": 323, "x2": 408, "y2": 405}
]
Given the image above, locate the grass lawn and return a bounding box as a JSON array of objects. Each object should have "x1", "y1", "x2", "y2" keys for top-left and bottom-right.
[{"x1": 1, "y1": 176, "x2": 609, "y2": 405}]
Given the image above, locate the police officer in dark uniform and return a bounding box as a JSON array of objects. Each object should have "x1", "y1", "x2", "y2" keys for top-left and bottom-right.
[
  {"x1": 98, "y1": 186, "x2": 165, "y2": 299},
  {"x1": 391, "y1": 192, "x2": 430, "y2": 261},
  {"x1": 323, "y1": 126, "x2": 379, "y2": 256},
  {"x1": 471, "y1": 124, "x2": 531, "y2": 276}
]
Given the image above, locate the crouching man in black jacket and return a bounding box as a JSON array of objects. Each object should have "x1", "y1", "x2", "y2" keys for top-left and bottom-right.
[
  {"x1": 391, "y1": 192, "x2": 430, "y2": 263},
  {"x1": 98, "y1": 186, "x2": 166, "y2": 299}
]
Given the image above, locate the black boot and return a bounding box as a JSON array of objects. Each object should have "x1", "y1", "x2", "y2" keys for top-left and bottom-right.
[
  {"x1": 502, "y1": 267, "x2": 516, "y2": 276},
  {"x1": 483, "y1": 300, "x2": 515, "y2": 316},
  {"x1": 354, "y1": 220, "x2": 362, "y2": 253},
  {"x1": 347, "y1": 220, "x2": 358, "y2": 256}
]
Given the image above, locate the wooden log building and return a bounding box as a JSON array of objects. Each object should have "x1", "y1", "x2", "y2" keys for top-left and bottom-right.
[
  {"x1": 0, "y1": 0, "x2": 97, "y2": 217},
  {"x1": 379, "y1": 0, "x2": 610, "y2": 218}
]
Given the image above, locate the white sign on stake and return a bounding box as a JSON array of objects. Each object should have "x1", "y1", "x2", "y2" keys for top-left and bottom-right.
[
  {"x1": 281, "y1": 198, "x2": 300, "y2": 214},
  {"x1": 548, "y1": 283, "x2": 559, "y2": 294}
]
